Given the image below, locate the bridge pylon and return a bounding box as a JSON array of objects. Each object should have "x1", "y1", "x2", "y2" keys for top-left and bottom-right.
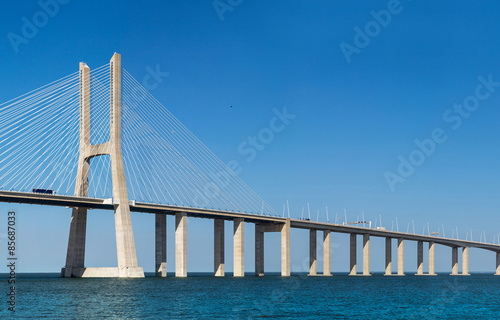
[{"x1": 62, "y1": 53, "x2": 144, "y2": 278}]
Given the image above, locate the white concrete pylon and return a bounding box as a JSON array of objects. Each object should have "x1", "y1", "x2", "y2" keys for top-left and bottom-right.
[
  {"x1": 63, "y1": 54, "x2": 143, "y2": 278},
  {"x1": 63, "y1": 62, "x2": 90, "y2": 278},
  {"x1": 110, "y1": 53, "x2": 142, "y2": 277}
]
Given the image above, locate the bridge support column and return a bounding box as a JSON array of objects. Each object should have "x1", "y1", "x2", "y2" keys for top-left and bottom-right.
[
  {"x1": 175, "y1": 212, "x2": 187, "y2": 277},
  {"x1": 214, "y1": 219, "x2": 225, "y2": 277},
  {"x1": 496, "y1": 252, "x2": 500, "y2": 275},
  {"x1": 155, "y1": 214, "x2": 167, "y2": 277},
  {"x1": 416, "y1": 241, "x2": 424, "y2": 275},
  {"x1": 323, "y1": 231, "x2": 331, "y2": 276},
  {"x1": 385, "y1": 237, "x2": 392, "y2": 275},
  {"x1": 462, "y1": 247, "x2": 469, "y2": 275},
  {"x1": 309, "y1": 230, "x2": 317, "y2": 276},
  {"x1": 451, "y1": 247, "x2": 458, "y2": 275},
  {"x1": 429, "y1": 242, "x2": 436, "y2": 275},
  {"x1": 255, "y1": 225, "x2": 264, "y2": 276},
  {"x1": 363, "y1": 234, "x2": 371, "y2": 276},
  {"x1": 63, "y1": 208, "x2": 88, "y2": 277},
  {"x1": 349, "y1": 233, "x2": 357, "y2": 276},
  {"x1": 233, "y1": 218, "x2": 245, "y2": 277},
  {"x1": 397, "y1": 238, "x2": 405, "y2": 276},
  {"x1": 281, "y1": 218, "x2": 291, "y2": 277}
]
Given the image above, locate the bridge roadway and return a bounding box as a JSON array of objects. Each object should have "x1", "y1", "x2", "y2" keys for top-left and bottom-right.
[
  {"x1": 2, "y1": 190, "x2": 500, "y2": 277},
  {"x1": 1, "y1": 190, "x2": 498, "y2": 251}
]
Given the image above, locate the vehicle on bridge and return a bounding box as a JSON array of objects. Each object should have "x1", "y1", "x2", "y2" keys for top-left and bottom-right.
[{"x1": 32, "y1": 189, "x2": 55, "y2": 195}]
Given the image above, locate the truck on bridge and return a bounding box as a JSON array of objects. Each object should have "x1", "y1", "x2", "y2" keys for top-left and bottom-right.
[{"x1": 32, "y1": 189, "x2": 55, "y2": 195}]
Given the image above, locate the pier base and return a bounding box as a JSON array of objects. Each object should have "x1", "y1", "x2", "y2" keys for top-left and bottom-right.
[{"x1": 61, "y1": 267, "x2": 143, "y2": 278}]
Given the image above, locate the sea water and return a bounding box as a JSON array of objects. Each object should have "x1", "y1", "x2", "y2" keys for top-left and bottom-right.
[{"x1": 0, "y1": 272, "x2": 499, "y2": 319}]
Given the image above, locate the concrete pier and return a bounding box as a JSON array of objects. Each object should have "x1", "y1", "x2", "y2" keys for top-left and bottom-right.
[
  {"x1": 175, "y1": 212, "x2": 187, "y2": 277},
  {"x1": 416, "y1": 241, "x2": 423, "y2": 275},
  {"x1": 462, "y1": 247, "x2": 469, "y2": 276},
  {"x1": 155, "y1": 214, "x2": 167, "y2": 277},
  {"x1": 323, "y1": 231, "x2": 331, "y2": 276},
  {"x1": 397, "y1": 238, "x2": 405, "y2": 275},
  {"x1": 349, "y1": 233, "x2": 357, "y2": 275},
  {"x1": 385, "y1": 237, "x2": 392, "y2": 275},
  {"x1": 281, "y1": 219, "x2": 291, "y2": 277},
  {"x1": 255, "y1": 225, "x2": 264, "y2": 276},
  {"x1": 363, "y1": 234, "x2": 371, "y2": 276},
  {"x1": 451, "y1": 247, "x2": 458, "y2": 275},
  {"x1": 233, "y1": 218, "x2": 245, "y2": 277},
  {"x1": 309, "y1": 230, "x2": 317, "y2": 275},
  {"x1": 429, "y1": 242, "x2": 436, "y2": 275},
  {"x1": 214, "y1": 219, "x2": 225, "y2": 277},
  {"x1": 253, "y1": 222, "x2": 288, "y2": 277},
  {"x1": 496, "y1": 252, "x2": 500, "y2": 275},
  {"x1": 64, "y1": 208, "x2": 87, "y2": 277}
]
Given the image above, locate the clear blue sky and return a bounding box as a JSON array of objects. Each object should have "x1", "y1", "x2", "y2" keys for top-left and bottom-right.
[{"x1": 1, "y1": 0, "x2": 500, "y2": 274}]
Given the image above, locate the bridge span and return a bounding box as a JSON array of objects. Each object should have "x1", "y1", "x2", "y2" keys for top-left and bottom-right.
[
  {"x1": 2, "y1": 190, "x2": 499, "y2": 277},
  {"x1": 1, "y1": 53, "x2": 498, "y2": 278}
]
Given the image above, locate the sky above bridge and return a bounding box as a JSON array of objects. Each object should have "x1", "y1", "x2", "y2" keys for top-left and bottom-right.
[{"x1": 1, "y1": 0, "x2": 500, "y2": 273}]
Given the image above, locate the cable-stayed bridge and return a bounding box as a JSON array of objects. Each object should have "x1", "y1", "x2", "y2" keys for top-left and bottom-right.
[{"x1": 0, "y1": 53, "x2": 499, "y2": 278}]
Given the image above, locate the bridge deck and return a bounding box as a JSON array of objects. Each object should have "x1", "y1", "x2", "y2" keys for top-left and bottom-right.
[{"x1": 1, "y1": 190, "x2": 498, "y2": 252}]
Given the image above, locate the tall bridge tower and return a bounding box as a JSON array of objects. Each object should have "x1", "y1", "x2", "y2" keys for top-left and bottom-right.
[{"x1": 62, "y1": 53, "x2": 144, "y2": 278}]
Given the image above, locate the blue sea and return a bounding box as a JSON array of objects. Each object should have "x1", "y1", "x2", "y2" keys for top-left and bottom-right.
[{"x1": 0, "y1": 273, "x2": 499, "y2": 319}]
